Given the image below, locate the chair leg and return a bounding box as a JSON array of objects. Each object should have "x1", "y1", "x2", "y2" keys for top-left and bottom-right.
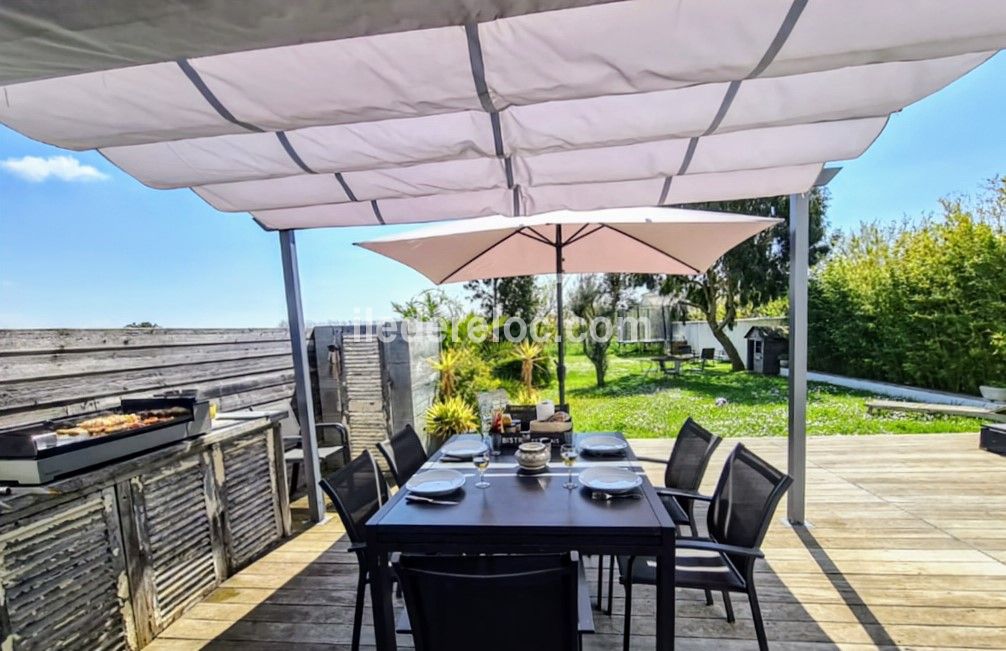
[
  {"x1": 606, "y1": 555, "x2": 614, "y2": 615},
  {"x1": 289, "y1": 462, "x2": 300, "y2": 495},
  {"x1": 722, "y1": 591, "x2": 735, "y2": 623},
  {"x1": 352, "y1": 568, "x2": 367, "y2": 651},
  {"x1": 622, "y1": 574, "x2": 633, "y2": 651},
  {"x1": 748, "y1": 586, "x2": 768, "y2": 651},
  {"x1": 596, "y1": 554, "x2": 604, "y2": 610}
]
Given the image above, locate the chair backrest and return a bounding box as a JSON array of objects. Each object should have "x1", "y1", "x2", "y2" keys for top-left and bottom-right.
[
  {"x1": 700, "y1": 347, "x2": 715, "y2": 361},
  {"x1": 378, "y1": 424, "x2": 427, "y2": 487},
  {"x1": 394, "y1": 553, "x2": 579, "y2": 651},
  {"x1": 665, "y1": 417, "x2": 722, "y2": 491},
  {"x1": 318, "y1": 450, "x2": 387, "y2": 543},
  {"x1": 706, "y1": 443, "x2": 792, "y2": 576}
]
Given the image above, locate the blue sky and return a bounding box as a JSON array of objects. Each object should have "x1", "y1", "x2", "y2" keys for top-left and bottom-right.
[{"x1": 1, "y1": 53, "x2": 1003, "y2": 329}]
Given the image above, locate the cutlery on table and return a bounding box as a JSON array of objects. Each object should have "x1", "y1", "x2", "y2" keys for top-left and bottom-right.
[
  {"x1": 590, "y1": 491, "x2": 641, "y2": 501},
  {"x1": 406, "y1": 494, "x2": 459, "y2": 505}
]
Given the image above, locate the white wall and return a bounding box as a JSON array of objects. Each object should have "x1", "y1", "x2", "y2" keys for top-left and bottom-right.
[{"x1": 675, "y1": 317, "x2": 785, "y2": 367}]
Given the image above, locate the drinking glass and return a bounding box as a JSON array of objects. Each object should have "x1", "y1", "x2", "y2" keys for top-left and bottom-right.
[
  {"x1": 560, "y1": 444, "x2": 577, "y2": 490},
  {"x1": 473, "y1": 451, "x2": 491, "y2": 489}
]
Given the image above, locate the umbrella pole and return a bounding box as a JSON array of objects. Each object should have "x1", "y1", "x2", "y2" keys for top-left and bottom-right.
[{"x1": 555, "y1": 225, "x2": 565, "y2": 405}]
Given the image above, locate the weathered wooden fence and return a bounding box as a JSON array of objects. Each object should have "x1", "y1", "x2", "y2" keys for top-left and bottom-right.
[{"x1": 0, "y1": 328, "x2": 295, "y2": 430}]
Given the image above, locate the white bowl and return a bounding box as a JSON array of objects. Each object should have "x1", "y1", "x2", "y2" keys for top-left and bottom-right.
[
  {"x1": 579, "y1": 467, "x2": 642, "y2": 494},
  {"x1": 405, "y1": 469, "x2": 466, "y2": 496}
]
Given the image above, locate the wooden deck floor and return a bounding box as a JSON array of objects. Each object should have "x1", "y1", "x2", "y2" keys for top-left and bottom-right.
[{"x1": 146, "y1": 433, "x2": 1006, "y2": 650}]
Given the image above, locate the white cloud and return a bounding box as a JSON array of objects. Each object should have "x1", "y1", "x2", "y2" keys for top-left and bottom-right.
[{"x1": 1, "y1": 155, "x2": 109, "y2": 182}]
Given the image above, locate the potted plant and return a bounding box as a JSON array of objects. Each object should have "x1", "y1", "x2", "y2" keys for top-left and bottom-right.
[{"x1": 424, "y1": 396, "x2": 478, "y2": 452}]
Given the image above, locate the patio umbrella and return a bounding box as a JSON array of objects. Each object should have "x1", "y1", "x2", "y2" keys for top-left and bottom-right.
[{"x1": 357, "y1": 206, "x2": 779, "y2": 403}]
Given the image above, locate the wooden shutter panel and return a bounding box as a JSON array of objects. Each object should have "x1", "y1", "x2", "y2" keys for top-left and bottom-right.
[
  {"x1": 132, "y1": 456, "x2": 220, "y2": 630},
  {"x1": 220, "y1": 432, "x2": 282, "y2": 569},
  {"x1": 0, "y1": 490, "x2": 133, "y2": 650}
]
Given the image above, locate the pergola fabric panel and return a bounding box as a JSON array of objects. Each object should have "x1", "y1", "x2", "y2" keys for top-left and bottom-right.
[{"x1": 1, "y1": 0, "x2": 1003, "y2": 230}]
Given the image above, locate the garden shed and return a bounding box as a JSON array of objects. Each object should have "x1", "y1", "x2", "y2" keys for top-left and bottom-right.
[{"x1": 745, "y1": 325, "x2": 788, "y2": 375}]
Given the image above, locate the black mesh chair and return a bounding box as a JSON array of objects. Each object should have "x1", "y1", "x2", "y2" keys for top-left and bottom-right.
[
  {"x1": 650, "y1": 418, "x2": 723, "y2": 534},
  {"x1": 698, "y1": 347, "x2": 716, "y2": 370},
  {"x1": 377, "y1": 423, "x2": 428, "y2": 487},
  {"x1": 318, "y1": 450, "x2": 389, "y2": 651},
  {"x1": 616, "y1": 444, "x2": 793, "y2": 651},
  {"x1": 394, "y1": 553, "x2": 580, "y2": 651},
  {"x1": 598, "y1": 418, "x2": 722, "y2": 613}
]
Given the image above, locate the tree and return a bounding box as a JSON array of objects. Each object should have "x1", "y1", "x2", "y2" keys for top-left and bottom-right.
[
  {"x1": 125, "y1": 321, "x2": 159, "y2": 328},
  {"x1": 464, "y1": 276, "x2": 539, "y2": 325},
  {"x1": 633, "y1": 191, "x2": 829, "y2": 371},
  {"x1": 568, "y1": 275, "x2": 617, "y2": 387},
  {"x1": 391, "y1": 288, "x2": 461, "y2": 321}
]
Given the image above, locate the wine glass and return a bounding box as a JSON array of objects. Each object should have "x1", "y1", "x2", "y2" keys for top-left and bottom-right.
[
  {"x1": 473, "y1": 451, "x2": 491, "y2": 489},
  {"x1": 560, "y1": 444, "x2": 577, "y2": 490}
]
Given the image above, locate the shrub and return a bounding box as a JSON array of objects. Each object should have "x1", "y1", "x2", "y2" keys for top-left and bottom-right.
[
  {"x1": 430, "y1": 347, "x2": 496, "y2": 406},
  {"x1": 493, "y1": 357, "x2": 553, "y2": 387},
  {"x1": 425, "y1": 396, "x2": 478, "y2": 442},
  {"x1": 809, "y1": 187, "x2": 1006, "y2": 394}
]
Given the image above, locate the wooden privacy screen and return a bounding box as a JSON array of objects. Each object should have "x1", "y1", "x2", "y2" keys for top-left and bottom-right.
[{"x1": 0, "y1": 328, "x2": 295, "y2": 429}]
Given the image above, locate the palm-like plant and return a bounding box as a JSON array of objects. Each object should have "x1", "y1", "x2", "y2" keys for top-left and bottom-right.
[
  {"x1": 425, "y1": 396, "x2": 478, "y2": 442},
  {"x1": 510, "y1": 340, "x2": 546, "y2": 392},
  {"x1": 430, "y1": 348, "x2": 465, "y2": 399}
]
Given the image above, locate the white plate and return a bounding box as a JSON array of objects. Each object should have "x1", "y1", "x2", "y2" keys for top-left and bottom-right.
[
  {"x1": 579, "y1": 467, "x2": 642, "y2": 494},
  {"x1": 405, "y1": 469, "x2": 466, "y2": 496},
  {"x1": 440, "y1": 439, "x2": 487, "y2": 459},
  {"x1": 578, "y1": 435, "x2": 628, "y2": 456}
]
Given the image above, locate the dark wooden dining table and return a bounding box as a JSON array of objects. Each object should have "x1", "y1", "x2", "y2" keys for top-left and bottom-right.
[{"x1": 365, "y1": 432, "x2": 677, "y2": 650}]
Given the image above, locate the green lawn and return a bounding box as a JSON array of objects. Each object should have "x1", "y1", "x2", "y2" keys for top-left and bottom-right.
[{"x1": 536, "y1": 348, "x2": 983, "y2": 438}]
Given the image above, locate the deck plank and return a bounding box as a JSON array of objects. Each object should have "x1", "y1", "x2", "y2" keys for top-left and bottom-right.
[{"x1": 152, "y1": 433, "x2": 1006, "y2": 650}]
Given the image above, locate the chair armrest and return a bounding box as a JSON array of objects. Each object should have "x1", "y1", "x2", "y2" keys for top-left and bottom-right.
[
  {"x1": 677, "y1": 538, "x2": 764, "y2": 559},
  {"x1": 347, "y1": 541, "x2": 367, "y2": 553},
  {"x1": 316, "y1": 422, "x2": 350, "y2": 446},
  {"x1": 635, "y1": 456, "x2": 668, "y2": 465},
  {"x1": 654, "y1": 487, "x2": 712, "y2": 502}
]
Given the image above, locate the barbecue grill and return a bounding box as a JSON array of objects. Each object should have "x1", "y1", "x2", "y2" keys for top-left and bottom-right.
[{"x1": 0, "y1": 394, "x2": 212, "y2": 485}]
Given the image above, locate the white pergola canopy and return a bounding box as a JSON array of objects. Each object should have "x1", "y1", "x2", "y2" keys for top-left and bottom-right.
[
  {"x1": 2, "y1": 0, "x2": 1004, "y2": 530},
  {"x1": 2, "y1": 1, "x2": 1004, "y2": 230}
]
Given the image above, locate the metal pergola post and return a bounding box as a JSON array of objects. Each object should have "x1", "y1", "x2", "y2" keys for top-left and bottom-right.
[
  {"x1": 787, "y1": 192, "x2": 809, "y2": 525},
  {"x1": 279, "y1": 230, "x2": 326, "y2": 523}
]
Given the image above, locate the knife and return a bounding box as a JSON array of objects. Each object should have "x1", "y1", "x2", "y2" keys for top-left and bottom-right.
[{"x1": 406, "y1": 495, "x2": 459, "y2": 505}]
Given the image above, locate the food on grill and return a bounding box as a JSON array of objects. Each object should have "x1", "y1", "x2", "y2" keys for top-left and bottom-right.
[
  {"x1": 76, "y1": 414, "x2": 141, "y2": 434},
  {"x1": 139, "y1": 407, "x2": 190, "y2": 419},
  {"x1": 55, "y1": 427, "x2": 90, "y2": 437},
  {"x1": 57, "y1": 408, "x2": 192, "y2": 438}
]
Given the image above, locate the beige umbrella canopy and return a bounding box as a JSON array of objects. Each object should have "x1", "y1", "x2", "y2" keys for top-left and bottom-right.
[{"x1": 357, "y1": 206, "x2": 779, "y2": 401}]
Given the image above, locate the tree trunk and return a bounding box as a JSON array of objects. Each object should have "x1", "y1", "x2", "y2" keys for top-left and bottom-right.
[{"x1": 710, "y1": 321, "x2": 746, "y2": 371}]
